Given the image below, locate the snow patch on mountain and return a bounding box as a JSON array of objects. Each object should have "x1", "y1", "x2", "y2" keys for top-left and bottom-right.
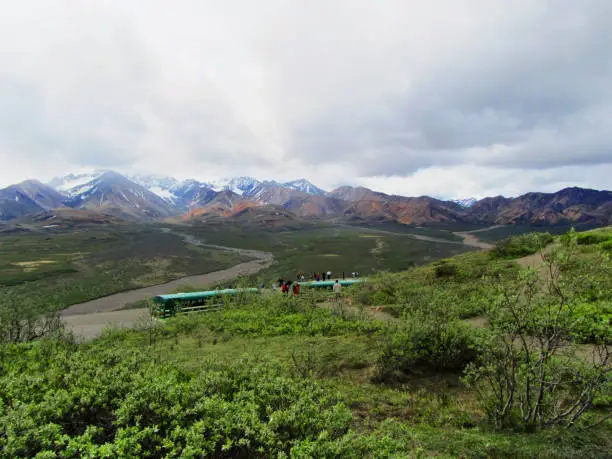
[
  {"x1": 127, "y1": 174, "x2": 217, "y2": 205},
  {"x1": 48, "y1": 171, "x2": 106, "y2": 194},
  {"x1": 283, "y1": 179, "x2": 326, "y2": 195},
  {"x1": 69, "y1": 183, "x2": 96, "y2": 198},
  {"x1": 149, "y1": 187, "x2": 175, "y2": 201},
  {"x1": 127, "y1": 173, "x2": 178, "y2": 191},
  {"x1": 453, "y1": 198, "x2": 478, "y2": 208},
  {"x1": 212, "y1": 177, "x2": 262, "y2": 196}
]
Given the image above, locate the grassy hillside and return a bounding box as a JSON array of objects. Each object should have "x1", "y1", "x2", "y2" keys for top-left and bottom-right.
[
  {"x1": 468, "y1": 222, "x2": 600, "y2": 243},
  {"x1": 1, "y1": 227, "x2": 610, "y2": 457}
]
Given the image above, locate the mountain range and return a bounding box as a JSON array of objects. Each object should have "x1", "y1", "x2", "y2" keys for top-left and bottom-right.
[{"x1": 1, "y1": 170, "x2": 612, "y2": 227}]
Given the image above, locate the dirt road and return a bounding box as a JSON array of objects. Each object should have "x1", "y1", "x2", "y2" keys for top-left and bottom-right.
[
  {"x1": 160, "y1": 228, "x2": 273, "y2": 261},
  {"x1": 452, "y1": 226, "x2": 502, "y2": 249},
  {"x1": 63, "y1": 308, "x2": 150, "y2": 340},
  {"x1": 340, "y1": 223, "x2": 502, "y2": 249},
  {"x1": 340, "y1": 224, "x2": 465, "y2": 246}
]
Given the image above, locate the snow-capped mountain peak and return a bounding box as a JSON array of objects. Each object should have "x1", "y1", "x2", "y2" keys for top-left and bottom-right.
[
  {"x1": 453, "y1": 198, "x2": 478, "y2": 208},
  {"x1": 212, "y1": 176, "x2": 262, "y2": 196},
  {"x1": 47, "y1": 170, "x2": 107, "y2": 194},
  {"x1": 127, "y1": 173, "x2": 179, "y2": 191},
  {"x1": 283, "y1": 179, "x2": 326, "y2": 196},
  {"x1": 49, "y1": 171, "x2": 220, "y2": 209},
  {"x1": 126, "y1": 173, "x2": 184, "y2": 202}
]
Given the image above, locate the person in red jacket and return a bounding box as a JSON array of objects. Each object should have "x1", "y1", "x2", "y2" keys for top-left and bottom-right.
[
  {"x1": 292, "y1": 282, "x2": 300, "y2": 296},
  {"x1": 281, "y1": 282, "x2": 288, "y2": 295}
]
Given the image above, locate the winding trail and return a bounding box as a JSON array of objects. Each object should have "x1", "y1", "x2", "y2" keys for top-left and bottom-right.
[
  {"x1": 341, "y1": 223, "x2": 503, "y2": 249},
  {"x1": 340, "y1": 224, "x2": 464, "y2": 245},
  {"x1": 452, "y1": 225, "x2": 502, "y2": 249},
  {"x1": 166, "y1": 230, "x2": 273, "y2": 261}
]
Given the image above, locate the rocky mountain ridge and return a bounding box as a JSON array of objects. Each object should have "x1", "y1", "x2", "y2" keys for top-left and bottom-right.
[{"x1": 1, "y1": 171, "x2": 611, "y2": 227}]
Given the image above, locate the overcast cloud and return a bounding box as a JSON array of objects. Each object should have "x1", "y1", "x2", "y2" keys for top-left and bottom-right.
[{"x1": 1, "y1": 0, "x2": 611, "y2": 198}]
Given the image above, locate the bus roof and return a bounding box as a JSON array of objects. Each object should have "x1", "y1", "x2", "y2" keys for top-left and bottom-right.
[
  {"x1": 153, "y1": 288, "x2": 258, "y2": 304},
  {"x1": 302, "y1": 279, "x2": 364, "y2": 288}
]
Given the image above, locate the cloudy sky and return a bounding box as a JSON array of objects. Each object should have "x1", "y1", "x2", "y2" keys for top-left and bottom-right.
[{"x1": 1, "y1": 0, "x2": 611, "y2": 199}]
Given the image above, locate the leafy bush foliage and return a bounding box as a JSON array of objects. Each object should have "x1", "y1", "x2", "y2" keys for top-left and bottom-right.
[
  {"x1": 465, "y1": 236, "x2": 612, "y2": 430},
  {"x1": 352, "y1": 252, "x2": 519, "y2": 319},
  {"x1": 433, "y1": 260, "x2": 458, "y2": 278},
  {"x1": 0, "y1": 339, "x2": 352, "y2": 457},
  {"x1": 165, "y1": 295, "x2": 386, "y2": 338},
  {"x1": 491, "y1": 232, "x2": 554, "y2": 259},
  {"x1": 0, "y1": 289, "x2": 65, "y2": 344},
  {"x1": 375, "y1": 313, "x2": 481, "y2": 383},
  {"x1": 576, "y1": 232, "x2": 612, "y2": 246},
  {"x1": 570, "y1": 302, "x2": 612, "y2": 344},
  {"x1": 599, "y1": 240, "x2": 612, "y2": 252}
]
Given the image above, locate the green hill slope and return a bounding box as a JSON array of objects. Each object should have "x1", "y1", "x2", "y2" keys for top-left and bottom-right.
[{"x1": 1, "y1": 227, "x2": 610, "y2": 457}]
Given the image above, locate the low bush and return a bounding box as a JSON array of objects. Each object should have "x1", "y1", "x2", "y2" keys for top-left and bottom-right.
[
  {"x1": 491, "y1": 232, "x2": 554, "y2": 259},
  {"x1": 466, "y1": 238, "x2": 612, "y2": 431},
  {"x1": 375, "y1": 313, "x2": 482, "y2": 383},
  {"x1": 434, "y1": 260, "x2": 457, "y2": 278},
  {"x1": 576, "y1": 232, "x2": 612, "y2": 246},
  {"x1": 161, "y1": 295, "x2": 385, "y2": 339},
  {"x1": 352, "y1": 254, "x2": 518, "y2": 320},
  {"x1": 0, "y1": 339, "x2": 352, "y2": 458},
  {"x1": 570, "y1": 302, "x2": 612, "y2": 344},
  {"x1": 599, "y1": 240, "x2": 612, "y2": 252}
]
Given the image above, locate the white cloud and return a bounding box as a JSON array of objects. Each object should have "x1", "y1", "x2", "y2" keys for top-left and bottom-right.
[
  {"x1": 358, "y1": 164, "x2": 612, "y2": 199},
  {"x1": 1, "y1": 0, "x2": 611, "y2": 197}
]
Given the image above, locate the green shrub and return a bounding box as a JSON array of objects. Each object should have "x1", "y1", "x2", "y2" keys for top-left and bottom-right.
[
  {"x1": 599, "y1": 240, "x2": 612, "y2": 252},
  {"x1": 375, "y1": 314, "x2": 481, "y2": 383},
  {"x1": 576, "y1": 232, "x2": 612, "y2": 245},
  {"x1": 491, "y1": 232, "x2": 554, "y2": 259},
  {"x1": 434, "y1": 260, "x2": 457, "y2": 278},
  {"x1": 0, "y1": 340, "x2": 352, "y2": 458},
  {"x1": 570, "y1": 302, "x2": 612, "y2": 344},
  {"x1": 351, "y1": 252, "x2": 518, "y2": 320},
  {"x1": 160, "y1": 295, "x2": 385, "y2": 338}
]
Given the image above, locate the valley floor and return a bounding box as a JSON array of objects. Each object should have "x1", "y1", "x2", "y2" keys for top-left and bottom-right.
[{"x1": 57, "y1": 225, "x2": 522, "y2": 340}]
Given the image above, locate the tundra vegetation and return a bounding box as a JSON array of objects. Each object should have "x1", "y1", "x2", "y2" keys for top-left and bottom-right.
[
  {"x1": 0, "y1": 227, "x2": 610, "y2": 457},
  {"x1": 0, "y1": 223, "x2": 470, "y2": 314}
]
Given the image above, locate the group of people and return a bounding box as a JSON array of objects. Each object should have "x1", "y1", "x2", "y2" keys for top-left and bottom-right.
[
  {"x1": 313, "y1": 271, "x2": 332, "y2": 281},
  {"x1": 312, "y1": 271, "x2": 359, "y2": 281},
  {"x1": 274, "y1": 279, "x2": 300, "y2": 296},
  {"x1": 273, "y1": 276, "x2": 344, "y2": 299}
]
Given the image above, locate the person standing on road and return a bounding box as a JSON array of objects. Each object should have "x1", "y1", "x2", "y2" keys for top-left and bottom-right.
[
  {"x1": 333, "y1": 279, "x2": 342, "y2": 300},
  {"x1": 327, "y1": 271, "x2": 332, "y2": 280}
]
